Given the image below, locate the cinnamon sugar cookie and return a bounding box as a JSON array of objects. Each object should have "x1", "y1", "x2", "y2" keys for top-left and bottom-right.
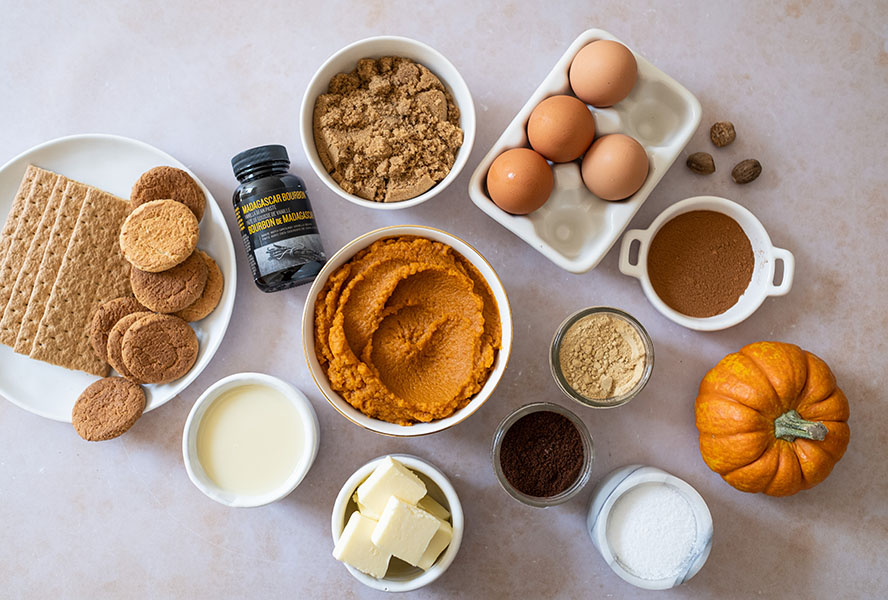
[
  {"x1": 174, "y1": 250, "x2": 224, "y2": 322},
  {"x1": 107, "y1": 311, "x2": 153, "y2": 383},
  {"x1": 89, "y1": 297, "x2": 147, "y2": 361},
  {"x1": 122, "y1": 313, "x2": 198, "y2": 384},
  {"x1": 119, "y1": 200, "x2": 199, "y2": 272},
  {"x1": 72, "y1": 377, "x2": 146, "y2": 441},
  {"x1": 131, "y1": 166, "x2": 206, "y2": 221},
  {"x1": 131, "y1": 251, "x2": 208, "y2": 313}
]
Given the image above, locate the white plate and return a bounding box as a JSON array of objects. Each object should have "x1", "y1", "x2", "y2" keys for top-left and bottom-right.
[
  {"x1": 0, "y1": 134, "x2": 237, "y2": 422},
  {"x1": 468, "y1": 28, "x2": 702, "y2": 273}
]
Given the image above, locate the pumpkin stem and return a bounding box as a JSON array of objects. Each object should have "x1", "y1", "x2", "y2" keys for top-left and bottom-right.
[{"x1": 774, "y1": 410, "x2": 828, "y2": 442}]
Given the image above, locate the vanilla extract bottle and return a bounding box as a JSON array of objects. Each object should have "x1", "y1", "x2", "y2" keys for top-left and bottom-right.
[{"x1": 231, "y1": 145, "x2": 327, "y2": 292}]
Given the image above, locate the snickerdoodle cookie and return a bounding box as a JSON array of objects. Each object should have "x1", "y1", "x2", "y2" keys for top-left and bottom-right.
[
  {"x1": 121, "y1": 313, "x2": 198, "y2": 384},
  {"x1": 89, "y1": 297, "x2": 148, "y2": 361},
  {"x1": 131, "y1": 251, "x2": 208, "y2": 313},
  {"x1": 174, "y1": 250, "x2": 224, "y2": 322},
  {"x1": 107, "y1": 312, "x2": 154, "y2": 383},
  {"x1": 130, "y1": 166, "x2": 206, "y2": 221},
  {"x1": 119, "y1": 199, "x2": 199, "y2": 272},
  {"x1": 72, "y1": 377, "x2": 146, "y2": 441}
]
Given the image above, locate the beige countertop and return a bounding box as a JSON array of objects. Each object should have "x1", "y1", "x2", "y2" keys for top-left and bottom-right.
[{"x1": 1, "y1": 1, "x2": 886, "y2": 598}]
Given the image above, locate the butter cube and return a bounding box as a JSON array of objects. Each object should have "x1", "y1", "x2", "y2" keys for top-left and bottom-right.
[
  {"x1": 417, "y1": 495, "x2": 450, "y2": 521},
  {"x1": 357, "y1": 456, "x2": 426, "y2": 519},
  {"x1": 371, "y1": 497, "x2": 440, "y2": 567},
  {"x1": 352, "y1": 492, "x2": 369, "y2": 515},
  {"x1": 332, "y1": 512, "x2": 391, "y2": 579},
  {"x1": 418, "y1": 519, "x2": 453, "y2": 570}
]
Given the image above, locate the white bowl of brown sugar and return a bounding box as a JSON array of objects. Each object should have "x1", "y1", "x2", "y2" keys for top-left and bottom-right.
[
  {"x1": 300, "y1": 36, "x2": 475, "y2": 210},
  {"x1": 618, "y1": 196, "x2": 795, "y2": 331}
]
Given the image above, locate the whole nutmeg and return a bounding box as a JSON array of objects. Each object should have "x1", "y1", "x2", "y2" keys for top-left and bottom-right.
[
  {"x1": 732, "y1": 159, "x2": 762, "y2": 184},
  {"x1": 686, "y1": 152, "x2": 715, "y2": 175},
  {"x1": 710, "y1": 121, "x2": 736, "y2": 147}
]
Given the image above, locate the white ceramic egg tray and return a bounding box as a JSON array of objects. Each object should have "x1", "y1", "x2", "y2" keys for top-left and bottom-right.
[{"x1": 468, "y1": 28, "x2": 702, "y2": 273}]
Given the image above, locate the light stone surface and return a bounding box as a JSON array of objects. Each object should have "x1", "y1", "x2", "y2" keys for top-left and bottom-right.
[{"x1": 1, "y1": 1, "x2": 886, "y2": 598}]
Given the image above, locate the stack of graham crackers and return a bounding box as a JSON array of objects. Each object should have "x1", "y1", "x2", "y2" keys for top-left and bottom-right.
[{"x1": 0, "y1": 165, "x2": 132, "y2": 376}]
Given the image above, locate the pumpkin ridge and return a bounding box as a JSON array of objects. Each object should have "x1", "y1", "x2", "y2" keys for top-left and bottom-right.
[
  {"x1": 795, "y1": 351, "x2": 838, "y2": 411},
  {"x1": 723, "y1": 441, "x2": 772, "y2": 477},
  {"x1": 797, "y1": 389, "x2": 850, "y2": 423},
  {"x1": 740, "y1": 342, "x2": 807, "y2": 414},
  {"x1": 793, "y1": 438, "x2": 835, "y2": 488},
  {"x1": 763, "y1": 442, "x2": 804, "y2": 496},
  {"x1": 699, "y1": 431, "x2": 772, "y2": 474},
  {"x1": 700, "y1": 391, "x2": 768, "y2": 419},
  {"x1": 699, "y1": 356, "x2": 780, "y2": 416},
  {"x1": 695, "y1": 396, "x2": 770, "y2": 434},
  {"x1": 723, "y1": 444, "x2": 779, "y2": 493}
]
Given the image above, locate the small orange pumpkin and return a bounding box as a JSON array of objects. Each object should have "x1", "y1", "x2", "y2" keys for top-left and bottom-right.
[{"x1": 695, "y1": 341, "x2": 850, "y2": 496}]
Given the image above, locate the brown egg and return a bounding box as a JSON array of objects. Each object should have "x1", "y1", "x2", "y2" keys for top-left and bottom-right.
[
  {"x1": 527, "y1": 95, "x2": 596, "y2": 163},
  {"x1": 581, "y1": 134, "x2": 649, "y2": 201},
  {"x1": 569, "y1": 40, "x2": 638, "y2": 107},
  {"x1": 487, "y1": 148, "x2": 554, "y2": 215}
]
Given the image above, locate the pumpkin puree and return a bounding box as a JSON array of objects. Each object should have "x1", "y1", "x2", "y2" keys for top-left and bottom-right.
[{"x1": 314, "y1": 236, "x2": 501, "y2": 425}]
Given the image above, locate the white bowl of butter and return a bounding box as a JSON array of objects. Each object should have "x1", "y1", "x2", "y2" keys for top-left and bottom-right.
[
  {"x1": 182, "y1": 372, "x2": 320, "y2": 508},
  {"x1": 331, "y1": 454, "x2": 464, "y2": 592}
]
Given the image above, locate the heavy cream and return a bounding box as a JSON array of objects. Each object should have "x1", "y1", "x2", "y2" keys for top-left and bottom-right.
[{"x1": 196, "y1": 384, "x2": 303, "y2": 496}]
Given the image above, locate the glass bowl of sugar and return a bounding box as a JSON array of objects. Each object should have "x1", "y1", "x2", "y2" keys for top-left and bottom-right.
[
  {"x1": 550, "y1": 307, "x2": 654, "y2": 408},
  {"x1": 586, "y1": 465, "x2": 713, "y2": 590}
]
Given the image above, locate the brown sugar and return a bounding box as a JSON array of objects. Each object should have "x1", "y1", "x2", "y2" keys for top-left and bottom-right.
[
  {"x1": 313, "y1": 56, "x2": 464, "y2": 203},
  {"x1": 647, "y1": 210, "x2": 754, "y2": 318}
]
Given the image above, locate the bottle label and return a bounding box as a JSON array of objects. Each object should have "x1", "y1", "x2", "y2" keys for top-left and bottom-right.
[{"x1": 234, "y1": 189, "x2": 325, "y2": 277}]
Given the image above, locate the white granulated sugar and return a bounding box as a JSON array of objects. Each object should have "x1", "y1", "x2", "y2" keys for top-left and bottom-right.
[{"x1": 606, "y1": 483, "x2": 697, "y2": 581}]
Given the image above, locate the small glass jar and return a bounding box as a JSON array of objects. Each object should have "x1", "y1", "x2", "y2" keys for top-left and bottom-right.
[
  {"x1": 491, "y1": 402, "x2": 594, "y2": 508},
  {"x1": 231, "y1": 144, "x2": 326, "y2": 292},
  {"x1": 550, "y1": 307, "x2": 654, "y2": 408}
]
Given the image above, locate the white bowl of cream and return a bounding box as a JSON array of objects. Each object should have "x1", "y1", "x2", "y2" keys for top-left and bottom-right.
[{"x1": 182, "y1": 372, "x2": 320, "y2": 507}]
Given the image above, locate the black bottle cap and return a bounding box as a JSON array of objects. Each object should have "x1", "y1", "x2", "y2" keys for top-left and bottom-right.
[{"x1": 231, "y1": 145, "x2": 290, "y2": 179}]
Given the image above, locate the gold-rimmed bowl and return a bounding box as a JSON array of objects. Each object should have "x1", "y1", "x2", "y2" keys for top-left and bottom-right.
[{"x1": 301, "y1": 225, "x2": 512, "y2": 437}]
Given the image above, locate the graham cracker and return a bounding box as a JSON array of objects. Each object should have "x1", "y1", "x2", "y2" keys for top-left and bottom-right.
[
  {"x1": 29, "y1": 188, "x2": 131, "y2": 376},
  {"x1": 0, "y1": 179, "x2": 75, "y2": 346},
  {"x1": 0, "y1": 165, "x2": 41, "y2": 264},
  {"x1": 14, "y1": 181, "x2": 90, "y2": 354},
  {"x1": 0, "y1": 168, "x2": 63, "y2": 313}
]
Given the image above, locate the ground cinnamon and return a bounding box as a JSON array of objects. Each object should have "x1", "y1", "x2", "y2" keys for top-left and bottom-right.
[{"x1": 647, "y1": 210, "x2": 753, "y2": 318}]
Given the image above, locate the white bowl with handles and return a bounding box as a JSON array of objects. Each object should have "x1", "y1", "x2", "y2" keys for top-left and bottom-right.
[{"x1": 618, "y1": 196, "x2": 794, "y2": 331}]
